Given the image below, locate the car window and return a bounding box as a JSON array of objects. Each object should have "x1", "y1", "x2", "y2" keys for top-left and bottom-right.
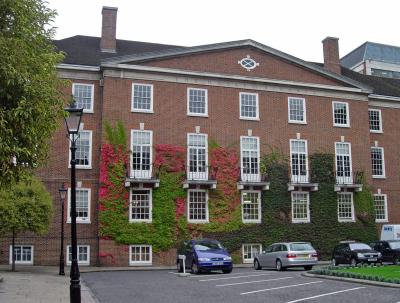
[
  {"x1": 264, "y1": 246, "x2": 273, "y2": 253},
  {"x1": 281, "y1": 245, "x2": 288, "y2": 252},
  {"x1": 349, "y1": 243, "x2": 372, "y2": 250},
  {"x1": 388, "y1": 241, "x2": 400, "y2": 249},
  {"x1": 289, "y1": 243, "x2": 314, "y2": 251},
  {"x1": 272, "y1": 245, "x2": 281, "y2": 252},
  {"x1": 194, "y1": 240, "x2": 223, "y2": 251}
]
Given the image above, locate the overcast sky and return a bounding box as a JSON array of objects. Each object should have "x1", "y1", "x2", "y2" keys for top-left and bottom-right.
[{"x1": 47, "y1": 0, "x2": 399, "y2": 63}]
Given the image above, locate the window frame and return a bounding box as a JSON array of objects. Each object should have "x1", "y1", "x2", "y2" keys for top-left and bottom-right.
[
  {"x1": 69, "y1": 130, "x2": 93, "y2": 169},
  {"x1": 371, "y1": 147, "x2": 386, "y2": 179},
  {"x1": 337, "y1": 192, "x2": 355, "y2": 222},
  {"x1": 241, "y1": 190, "x2": 262, "y2": 223},
  {"x1": 129, "y1": 245, "x2": 152, "y2": 265},
  {"x1": 66, "y1": 245, "x2": 90, "y2": 266},
  {"x1": 67, "y1": 188, "x2": 91, "y2": 224},
  {"x1": 368, "y1": 109, "x2": 383, "y2": 133},
  {"x1": 289, "y1": 139, "x2": 309, "y2": 183},
  {"x1": 130, "y1": 129, "x2": 153, "y2": 179},
  {"x1": 129, "y1": 188, "x2": 153, "y2": 223},
  {"x1": 187, "y1": 133, "x2": 208, "y2": 180},
  {"x1": 242, "y1": 243, "x2": 262, "y2": 264},
  {"x1": 131, "y1": 83, "x2": 154, "y2": 113},
  {"x1": 288, "y1": 97, "x2": 307, "y2": 124},
  {"x1": 72, "y1": 83, "x2": 94, "y2": 113},
  {"x1": 187, "y1": 189, "x2": 209, "y2": 223},
  {"x1": 187, "y1": 87, "x2": 208, "y2": 117},
  {"x1": 334, "y1": 142, "x2": 353, "y2": 184},
  {"x1": 9, "y1": 245, "x2": 34, "y2": 265},
  {"x1": 291, "y1": 191, "x2": 310, "y2": 223},
  {"x1": 240, "y1": 136, "x2": 260, "y2": 181},
  {"x1": 332, "y1": 101, "x2": 350, "y2": 128},
  {"x1": 373, "y1": 194, "x2": 388, "y2": 223},
  {"x1": 239, "y1": 92, "x2": 259, "y2": 120}
]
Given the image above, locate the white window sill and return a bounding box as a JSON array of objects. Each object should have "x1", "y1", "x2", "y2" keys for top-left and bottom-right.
[
  {"x1": 242, "y1": 220, "x2": 261, "y2": 224},
  {"x1": 338, "y1": 219, "x2": 355, "y2": 223},
  {"x1": 129, "y1": 262, "x2": 152, "y2": 266},
  {"x1": 82, "y1": 110, "x2": 94, "y2": 114},
  {"x1": 129, "y1": 219, "x2": 152, "y2": 223},
  {"x1": 292, "y1": 220, "x2": 310, "y2": 224},
  {"x1": 187, "y1": 113, "x2": 208, "y2": 118},
  {"x1": 240, "y1": 117, "x2": 260, "y2": 121},
  {"x1": 67, "y1": 220, "x2": 91, "y2": 224},
  {"x1": 68, "y1": 165, "x2": 92, "y2": 170},
  {"x1": 67, "y1": 262, "x2": 90, "y2": 266},
  {"x1": 131, "y1": 109, "x2": 154, "y2": 114},
  {"x1": 370, "y1": 130, "x2": 383, "y2": 134},
  {"x1": 376, "y1": 219, "x2": 388, "y2": 223},
  {"x1": 243, "y1": 259, "x2": 253, "y2": 264},
  {"x1": 372, "y1": 175, "x2": 386, "y2": 179},
  {"x1": 10, "y1": 261, "x2": 33, "y2": 265},
  {"x1": 333, "y1": 124, "x2": 350, "y2": 128},
  {"x1": 188, "y1": 220, "x2": 209, "y2": 224},
  {"x1": 288, "y1": 121, "x2": 307, "y2": 125}
]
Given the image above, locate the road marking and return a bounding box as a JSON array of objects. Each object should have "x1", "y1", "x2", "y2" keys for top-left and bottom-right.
[
  {"x1": 188, "y1": 271, "x2": 256, "y2": 277},
  {"x1": 240, "y1": 281, "x2": 323, "y2": 295},
  {"x1": 199, "y1": 273, "x2": 274, "y2": 282},
  {"x1": 285, "y1": 286, "x2": 366, "y2": 303},
  {"x1": 216, "y1": 276, "x2": 293, "y2": 287}
]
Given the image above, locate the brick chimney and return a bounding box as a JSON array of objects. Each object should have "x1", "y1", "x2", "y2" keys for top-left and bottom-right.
[
  {"x1": 322, "y1": 37, "x2": 341, "y2": 74},
  {"x1": 100, "y1": 6, "x2": 118, "y2": 53}
]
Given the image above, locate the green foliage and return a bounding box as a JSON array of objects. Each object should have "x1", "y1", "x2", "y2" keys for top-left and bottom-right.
[
  {"x1": 104, "y1": 121, "x2": 127, "y2": 148},
  {"x1": 0, "y1": 0, "x2": 65, "y2": 187},
  {"x1": 0, "y1": 176, "x2": 53, "y2": 235}
]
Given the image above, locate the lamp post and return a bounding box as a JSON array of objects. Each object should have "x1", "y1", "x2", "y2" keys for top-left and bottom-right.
[
  {"x1": 63, "y1": 101, "x2": 83, "y2": 303},
  {"x1": 59, "y1": 183, "x2": 67, "y2": 276}
]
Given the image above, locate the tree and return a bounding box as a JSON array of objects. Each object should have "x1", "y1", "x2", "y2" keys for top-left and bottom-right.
[
  {"x1": 0, "y1": 0, "x2": 65, "y2": 187},
  {"x1": 0, "y1": 176, "x2": 53, "y2": 271}
]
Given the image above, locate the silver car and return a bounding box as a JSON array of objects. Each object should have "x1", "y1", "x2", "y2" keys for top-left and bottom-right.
[{"x1": 253, "y1": 242, "x2": 318, "y2": 271}]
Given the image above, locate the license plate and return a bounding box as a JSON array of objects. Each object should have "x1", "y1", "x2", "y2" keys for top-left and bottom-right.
[
  {"x1": 368, "y1": 258, "x2": 377, "y2": 262},
  {"x1": 298, "y1": 254, "x2": 309, "y2": 258},
  {"x1": 212, "y1": 261, "x2": 223, "y2": 265}
]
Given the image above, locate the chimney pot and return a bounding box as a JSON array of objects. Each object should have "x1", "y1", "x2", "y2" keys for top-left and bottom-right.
[
  {"x1": 322, "y1": 37, "x2": 341, "y2": 74},
  {"x1": 100, "y1": 6, "x2": 118, "y2": 53}
]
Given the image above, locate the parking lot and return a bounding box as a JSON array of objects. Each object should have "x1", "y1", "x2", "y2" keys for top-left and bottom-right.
[{"x1": 82, "y1": 268, "x2": 400, "y2": 303}]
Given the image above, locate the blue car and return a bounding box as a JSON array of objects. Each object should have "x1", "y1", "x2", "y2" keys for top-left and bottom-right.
[{"x1": 177, "y1": 239, "x2": 233, "y2": 274}]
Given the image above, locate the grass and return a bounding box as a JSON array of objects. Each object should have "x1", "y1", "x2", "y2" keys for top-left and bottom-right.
[{"x1": 336, "y1": 265, "x2": 400, "y2": 279}]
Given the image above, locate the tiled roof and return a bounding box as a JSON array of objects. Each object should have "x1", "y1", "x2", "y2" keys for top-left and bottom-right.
[{"x1": 53, "y1": 35, "x2": 185, "y2": 66}]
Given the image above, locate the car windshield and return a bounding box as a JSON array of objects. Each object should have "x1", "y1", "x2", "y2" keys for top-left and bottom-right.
[
  {"x1": 194, "y1": 241, "x2": 223, "y2": 251},
  {"x1": 349, "y1": 243, "x2": 371, "y2": 250},
  {"x1": 289, "y1": 243, "x2": 314, "y2": 251},
  {"x1": 388, "y1": 242, "x2": 400, "y2": 249}
]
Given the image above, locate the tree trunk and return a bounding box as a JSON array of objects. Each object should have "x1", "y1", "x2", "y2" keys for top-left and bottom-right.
[{"x1": 11, "y1": 229, "x2": 16, "y2": 272}]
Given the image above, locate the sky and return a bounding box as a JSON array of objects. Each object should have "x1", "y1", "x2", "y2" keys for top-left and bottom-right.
[{"x1": 47, "y1": 0, "x2": 399, "y2": 63}]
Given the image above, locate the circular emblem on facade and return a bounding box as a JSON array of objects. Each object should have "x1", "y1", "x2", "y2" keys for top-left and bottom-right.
[{"x1": 238, "y1": 55, "x2": 259, "y2": 71}]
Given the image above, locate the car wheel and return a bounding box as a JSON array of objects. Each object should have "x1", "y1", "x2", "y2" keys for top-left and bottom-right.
[
  {"x1": 191, "y1": 262, "x2": 200, "y2": 274},
  {"x1": 254, "y1": 259, "x2": 262, "y2": 270},
  {"x1": 276, "y1": 259, "x2": 284, "y2": 271},
  {"x1": 222, "y1": 268, "x2": 232, "y2": 274},
  {"x1": 177, "y1": 260, "x2": 183, "y2": 273},
  {"x1": 393, "y1": 256, "x2": 400, "y2": 265},
  {"x1": 350, "y1": 258, "x2": 357, "y2": 266},
  {"x1": 304, "y1": 266, "x2": 313, "y2": 271},
  {"x1": 331, "y1": 258, "x2": 338, "y2": 266}
]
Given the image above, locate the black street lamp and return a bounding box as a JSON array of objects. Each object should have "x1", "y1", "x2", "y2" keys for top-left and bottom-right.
[
  {"x1": 59, "y1": 183, "x2": 67, "y2": 276},
  {"x1": 63, "y1": 101, "x2": 83, "y2": 303}
]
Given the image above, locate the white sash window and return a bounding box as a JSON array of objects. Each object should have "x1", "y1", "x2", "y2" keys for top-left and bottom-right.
[
  {"x1": 335, "y1": 142, "x2": 352, "y2": 184},
  {"x1": 131, "y1": 130, "x2": 152, "y2": 179},
  {"x1": 241, "y1": 136, "x2": 260, "y2": 182},
  {"x1": 290, "y1": 139, "x2": 308, "y2": 183},
  {"x1": 187, "y1": 133, "x2": 208, "y2": 180}
]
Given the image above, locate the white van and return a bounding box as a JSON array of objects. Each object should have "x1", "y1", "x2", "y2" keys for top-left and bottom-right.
[{"x1": 380, "y1": 225, "x2": 400, "y2": 240}]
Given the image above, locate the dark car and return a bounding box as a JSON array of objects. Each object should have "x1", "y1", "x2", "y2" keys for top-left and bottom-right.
[
  {"x1": 369, "y1": 240, "x2": 400, "y2": 265},
  {"x1": 176, "y1": 239, "x2": 232, "y2": 274},
  {"x1": 331, "y1": 242, "x2": 382, "y2": 266}
]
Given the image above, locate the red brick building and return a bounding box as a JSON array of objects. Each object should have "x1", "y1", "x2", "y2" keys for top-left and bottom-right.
[{"x1": 1, "y1": 6, "x2": 399, "y2": 267}]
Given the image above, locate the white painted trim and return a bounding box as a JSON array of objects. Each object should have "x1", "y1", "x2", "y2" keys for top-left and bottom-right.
[
  {"x1": 187, "y1": 133, "x2": 208, "y2": 180},
  {"x1": 291, "y1": 191, "x2": 310, "y2": 223},
  {"x1": 334, "y1": 142, "x2": 353, "y2": 185},
  {"x1": 241, "y1": 190, "x2": 262, "y2": 223},
  {"x1": 131, "y1": 83, "x2": 154, "y2": 113},
  {"x1": 242, "y1": 243, "x2": 262, "y2": 264},
  {"x1": 68, "y1": 130, "x2": 93, "y2": 170},
  {"x1": 130, "y1": 129, "x2": 153, "y2": 179},
  {"x1": 9, "y1": 245, "x2": 34, "y2": 265},
  {"x1": 288, "y1": 97, "x2": 307, "y2": 124},
  {"x1": 368, "y1": 108, "x2": 383, "y2": 133},
  {"x1": 371, "y1": 146, "x2": 386, "y2": 179},
  {"x1": 129, "y1": 245, "x2": 152, "y2": 266},
  {"x1": 337, "y1": 192, "x2": 355, "y2": 223},
  {"x1": 369, "y1": 94, "x2": 400, "y2": 102},
  {"x1": 66, "y1": 245, "x2": 90, "y2": 266},
  {"x1": 239, "y1": 92, "x2": 259, "y2": 120},
  {"x1": 373, "y1": 193, "x2": 388, "y2": 223},
  {"x1": 72, "y1": 83, "x2": 94, "y2": 113},
  {"x1": 57, "y1": 64, "x2": 100, "y2": 71},
  {"x1": 289, "y1": 139, "x2": 309, "y2": 183},
  {"x1": 332, "y1": 101, "x2": 350, "y2": 128},
  {"x1": 187, "y1": 87, "x2": 208, "y2": 117},
  {"x1": 102, "y1": 64, "x2": 369, "y2": 95},
  {"x1": 240, "y1": 136, "x2": 260, "y2": 182},
  {"x1": 187, "y1": 189, "x2": 209, "y2": 223},
  {"x1": 67, "y1": 188, "x2": 91, "y2": 224},
  {"x1": 129, "y1": 188, "x2": 153, "y2": 223}
]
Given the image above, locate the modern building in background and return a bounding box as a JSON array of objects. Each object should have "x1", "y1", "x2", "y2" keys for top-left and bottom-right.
[{"x1": 1, "y1": 6, "x2": 399, "y2": 267}]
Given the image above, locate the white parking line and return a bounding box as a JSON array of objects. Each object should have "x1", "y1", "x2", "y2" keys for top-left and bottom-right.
[
  {"x1": 216, "y1": 276, "x2": 294, "y2": 287},
  {"x1": 240, "y1": 281, "x2": 324, "y2": 295},
  {"x1": 285, "y1": 287, "x2": 366, "y2": 303},
  {"x1": 188, "y1": 271, "x2": 256, "y2": 277},
  {"x1": 199, "y1": 273, "x2": 274, "y2": 282}
]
